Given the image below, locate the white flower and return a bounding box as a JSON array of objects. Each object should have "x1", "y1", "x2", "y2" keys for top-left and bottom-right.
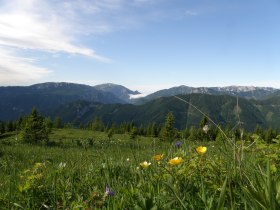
[
  {"x1": 58, "y1": 162, "x2": 66, "y2": 168},
  {"x1": 203, "y1": 125, "x2": 209, "y2": 134}
]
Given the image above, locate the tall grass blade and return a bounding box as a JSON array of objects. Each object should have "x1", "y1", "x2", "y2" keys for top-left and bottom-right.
[{"x1": 217, "y1": 177, "x2": 227, "y2": 210}]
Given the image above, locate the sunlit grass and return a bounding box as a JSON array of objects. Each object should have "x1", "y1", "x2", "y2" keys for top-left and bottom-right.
[{"x1": 0, "y1": 129, "x2": 279, "y2": 209}]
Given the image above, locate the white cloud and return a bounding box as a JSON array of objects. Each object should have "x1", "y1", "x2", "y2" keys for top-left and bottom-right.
[
  {"x1": 129, "y1": 93, "x2": 148, "y2": 99},
  {"x1": 0, "y1": 0, "x2": 116, "y2": 85},
  {"x1": 0, "y1": 48, "x2": 51, "y2": 85},
  {"x1": 0, "y1": 0, "x2": 109, "y2": 59},
  {"x1": 185, "y1": 10, "x2": 198, "y2": 16},
  {"x1": 0, "y1": 0, "x2": 169, "y2": 85}
]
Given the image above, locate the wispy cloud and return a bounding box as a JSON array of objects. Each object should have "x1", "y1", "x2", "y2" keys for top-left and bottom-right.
[
  {"x1": 0, "y1": 0, "x2": 116, "y2": 85},
  {"x1": 0, "y1": 48, "x2": 51, "y2": 85},
  {"x1": 0, "y1": 0, "x2": 109, "y2": 58},
  {"x1": 0, "y1": 0, "x2": 170, "y2": 85},
  {"x1": 185, "y1": 10, "x2": 198, "y2": 16}
]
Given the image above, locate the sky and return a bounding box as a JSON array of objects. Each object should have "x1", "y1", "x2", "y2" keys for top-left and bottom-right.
[{"x1": 0, "y1": 0, "x2": 280, "y2": 94}]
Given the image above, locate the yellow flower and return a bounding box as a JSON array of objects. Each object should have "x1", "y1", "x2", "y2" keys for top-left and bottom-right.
[
  {"x1": 153, "y1": 154, "x2": 164, "y2": 161},
  {"x1": 196, "y1": 146, "x2": 207, "y2": 155},
  {"x1": 35, "y1": 162, "x2": 44, "y2": 168},
  {"x1": 168, "y1": 157, "x2": 183, "y2": 165},
  {"x1": 140, "y1": 161, "x2": 151, "y2": 168}
]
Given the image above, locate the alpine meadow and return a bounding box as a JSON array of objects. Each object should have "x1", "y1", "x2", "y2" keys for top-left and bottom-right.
[
  {"x1": 1, "y1": 0, "x2": 280, "y2": 209},
  {"x1": 0, "y1": 83, "x2": 280, "y2": 209}
]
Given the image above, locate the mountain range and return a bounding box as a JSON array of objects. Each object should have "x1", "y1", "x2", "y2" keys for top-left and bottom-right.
[{"x1": 0, "y1": 82, "x2": 279, "y2": 131}]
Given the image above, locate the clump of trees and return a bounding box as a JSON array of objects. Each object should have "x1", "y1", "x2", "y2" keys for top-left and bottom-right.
[{"x1": 20, "y1": 108, "x2": 52, "y2": 144}]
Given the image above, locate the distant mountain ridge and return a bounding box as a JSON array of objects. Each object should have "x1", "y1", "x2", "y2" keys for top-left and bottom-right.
[
  {"x1": 135, "y1": 85, "x2": 278, "y2": 104},
  {"x1": 0, "y1": 82, "x2": 126, "y2": 120},
  {"x1": 93, "y1": 83, "x2": 140, "y2": 103},
  {"x1": 0, "y1": 82, "x2": 280, "y2": 131}
]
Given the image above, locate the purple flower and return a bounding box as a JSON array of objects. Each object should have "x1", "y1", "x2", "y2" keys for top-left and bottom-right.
[
  {"x1": 175, "y1": 141, "x2": 183, "y2": 148},
  {"x1": 105, "y1": 187, "x2": 115, "y2": 196}
]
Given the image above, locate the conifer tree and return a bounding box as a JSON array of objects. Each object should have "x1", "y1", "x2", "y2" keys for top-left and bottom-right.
[
  {"x1": 0, "y1": 122, "x2": 5, "y2": 134},
  {"x1": 188, "y1": 126, "x2": 198, "y2": 141},
  {"x1": 107, "y1": 128, "x2": 114, "y2": 140},
  {"x1": 254, "y1": 124, "x2": 264, "y2": 139},
  {"x1": 264, "y1": 127, "x2": 276, "y2": 143},
  {"x1": 91, "y1": 117, "x2": 105, "y2": 131},
  {"x1": 160, "y1": 112, "x2": 176, "y2": 141},
  {"x1": 130, "y1": 126, "x2": 137, "y2": 140},
  {"x1": 6, "y1": 121, "x2": 14, "y2": 132},
  {"x1": 54, "y1": 116, "x2": 62, "y2": 128},
  {"x1": 21, "y1": 108, "x2": 51, "y2": 144}
]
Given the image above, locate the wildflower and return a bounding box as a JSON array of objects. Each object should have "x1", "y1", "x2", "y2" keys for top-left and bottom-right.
[
  {"x1": 105, "y1": 187, "x2": 115, "y2": 196},
  {"x1": 203, "y1": 125, "x2": 209, "y2": 134},
  {"x1": 270, "y1": 164, "x2": 277, "y2": 173},
  {"x1": 35, "y1": 162, "x2": 44, "y2": 168},
  {"x1": 175, "y1": 141, "x2": 183, "y2": 148},
  {"x1": 126, "y1": 158, "x2": 130, "y2": 162},
  {"x1": 23, "y1": 169, "x2": 30, "y2": 174},
  {"x1": 35, "y1": 173, "x2": 43, "y2": 179},
  {"x1": 140, "y1": 161, "x2": 151, "y2": 168},
  {"x1": 153, "y1": 154, "x2": 164, "y2": 161},
  {"x1": 58, "y1": 162, "x2": 66, "y2": 168},
  {"x1": 196, "y1": 146, "x2": 207, "y2": 155},
  {"x1": 168, "y1": 157, "x2": 183, "y2": 165}
]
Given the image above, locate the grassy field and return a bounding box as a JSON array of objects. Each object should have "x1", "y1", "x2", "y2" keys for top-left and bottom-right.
[{"x1": 0, "y1": 128, "x2": 279, "y2": 209}]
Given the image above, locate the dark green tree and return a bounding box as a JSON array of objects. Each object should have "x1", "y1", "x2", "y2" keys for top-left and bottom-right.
[
  {"x1": 6, "y1": 121, "x2": 14, "y2": 132},
  {"x1": 200, "y1": 116, "x2": 208, "y2": 128},
  {"x1": 147, "y1": 122, "x2": 159, "y2": 137},
  {"x1": 107, "y1": 128, "x2": 114, "y2": 140},
  {"x1": 130, "y1": 126, "x2": 138, "y2": 140},
  {"x1": 54, "y1": 116, "x2": 62, "y2": 128},
  {"x1": 44, "y1": 117, "x2": 53, "y2": 134},
  {"x1": 91, "y1": 117, "x2": 105, "y2": 131},
  {"x1": 20, "y1": 108, "x2": 51, "y2": 144},
  {"x1": 16, "y1": 116, "x2": 24, "y2": 130},
  {"x1": 0, "y1": 122, "x2": 5, "y2": 134},
  {"x1": 183, "y1": 128, "x2": 190, "y2": 140},
  {"x1": 264, "y1": 127, "x2": 277, "y2": 144},
  {"x1": 254, "y1": 124, "x2": 264, "y2": 139},
  {"x1": 160, "y1": 112, "x2": 176, "y2": 141},
  {"x1": 188, "y1": 126, "x2": 198, "y2": 141}
]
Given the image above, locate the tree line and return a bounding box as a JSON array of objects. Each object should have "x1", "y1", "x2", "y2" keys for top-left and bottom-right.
[{"x1": 0, "y1": 108, "x2": 279, "y2": 144}]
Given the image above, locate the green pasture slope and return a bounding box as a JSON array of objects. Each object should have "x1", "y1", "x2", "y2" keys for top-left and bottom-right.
[{"x1": 0, "y1": 128, "x2": 280, "y2": 209}]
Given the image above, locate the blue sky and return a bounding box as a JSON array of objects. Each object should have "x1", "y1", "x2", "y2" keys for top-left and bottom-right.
[{"x1": 0, "y1": 0, "x2": 279, "y2": 94}]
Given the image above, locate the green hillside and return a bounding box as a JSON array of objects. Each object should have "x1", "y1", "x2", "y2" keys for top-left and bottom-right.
[
  {"x1": 0, "y1": 83, "x2": 124, "y2": 120},
  {"x1": 49, "y1": 94, "x2": 267, "y2": 131},
  {"x1": 252, "y1": 96, "x2": 280, "y2": 129}
]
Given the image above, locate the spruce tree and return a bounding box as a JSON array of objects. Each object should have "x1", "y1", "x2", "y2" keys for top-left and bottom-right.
[
  {"x1": 107, "y1": 128, "x2": 114, "y2": 140},
  {"x1": 130, "y1": 126, "x2": 137, "y2": 140},
  {"x1": 160, "y1": 112, "x2": 176, "y2": 141},
  {"x1": 0, "y1": 122, "x2": 5, "y2": 134},
  {"x1": 54, "y1": 116, "x2": 62, "y2": 128},
  {"x1": 21, "y1": 108, "x2": 51, "y2": 144}
]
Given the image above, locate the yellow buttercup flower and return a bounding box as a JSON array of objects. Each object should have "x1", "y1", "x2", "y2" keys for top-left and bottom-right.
[
  {"x1": 153, "y1": 154, "x2": 164, "y2": 161},
  {"x1": 196, "y1": 146, "x2": 207, "y2": 155},
  {"x1": 168, "y1": 157, "x2": 183, "y2": 165},
  {"x1": 140, "y1": 161, "x2": 151, "y2": 168}
]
